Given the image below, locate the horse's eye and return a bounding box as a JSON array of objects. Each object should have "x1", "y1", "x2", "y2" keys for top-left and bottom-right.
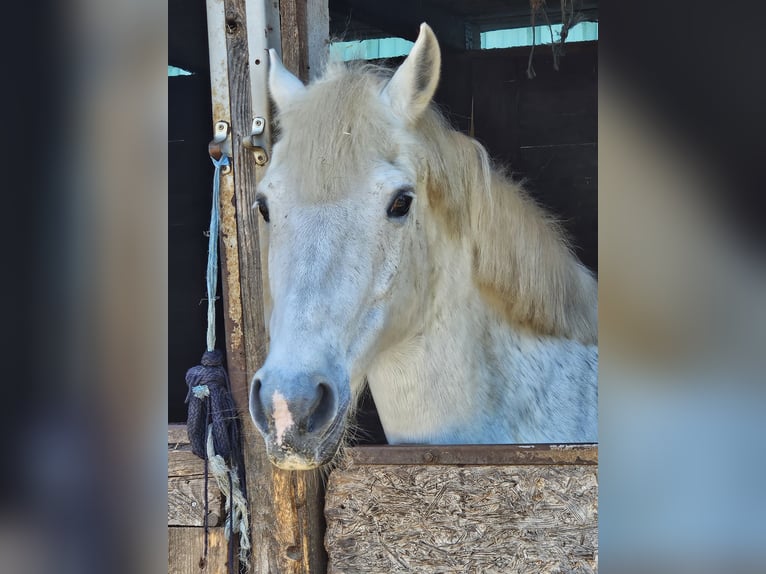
[
  {"x1": 256, "y1": 198, "x2": 270, "y2": 222},
  {"x1": 387, "y1": 191, "x2": 413, "y2": 218}
]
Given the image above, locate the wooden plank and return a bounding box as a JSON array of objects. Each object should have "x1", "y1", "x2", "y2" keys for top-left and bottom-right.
[
  {"x1": 436, "y1": 0, "x2": 599, "y2": 34},
  {"x1": 169, "y1": 424, "x2": 190, "y2": 446},
  {"x1": 218, "y1": 0, "x2": 281, "y2": 571},
  {"x1": 280, "y1": 0, "x2": 310, "y2": 82},
  {"x1": 206, "y1": 0, "x2": 249, "y2": 392},
  {"x1": 346, "y1": 444, "x2": 598, "y2": 466},
  {"x1": 306, "y1": 0, "x2": 329, "y2": 80},
  {"x1": 213, "y1": 1, "x2": 328, "y2": 572},
  {"x1": 169, "y1": 527, "x2": 229, "y2": 574},
  {"x1": 325, "y1": 464, "x2": 598, "y2": 574},
  {"x1": 169, "y1": 445, "x2": 210, "y2": 477},
  {"x1": 214, "y1": 1, "x2": 282, "y2": 572},
  {"x1": 222, "y1": 0, "x2": 268, "y2": 398},
  {"x1": 169, "y1": 476, "x2": 223, "y2": 527},
  {"x1": 277, "y1": 13, "x2": 329, "y2": 573},
  {"x1": 168, "y1": 434, "x2": 224, "y2": 527}
]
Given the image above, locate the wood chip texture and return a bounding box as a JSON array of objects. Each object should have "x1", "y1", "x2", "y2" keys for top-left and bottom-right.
[{"x1": 325, "y1": 464, "x2": 597, "y2": 573}]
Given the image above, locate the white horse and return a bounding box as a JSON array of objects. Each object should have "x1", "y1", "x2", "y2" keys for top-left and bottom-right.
[{"x1": 249, "y1": 24, "x2": 597, "y2": 470}]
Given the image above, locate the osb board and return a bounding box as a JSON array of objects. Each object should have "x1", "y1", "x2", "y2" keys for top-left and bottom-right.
[
  {"x1": 169, "y1": 425, "x2": 223, "y2": 526},
  {"x1": 325, "y1": 464, "x2": 598, "y2": 574},
  {"x1": 169, "y1": 527, "x2": 228, "y2": 574}
]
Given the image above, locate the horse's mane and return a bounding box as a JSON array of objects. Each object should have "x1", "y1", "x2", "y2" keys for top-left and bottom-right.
[
  {"x1": 414, "y1": 108, "x2": 598, "y2": 344},
  {"x1": 277, "y1": 62, "x2": 598, "y2": 344}
]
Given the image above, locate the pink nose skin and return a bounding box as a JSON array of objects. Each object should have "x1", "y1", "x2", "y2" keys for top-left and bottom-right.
[
  {"x1": 248, "y1": 369, "x2": 349, "y2": 468},
  {"x1": 271, "y1": 391, "x2": 294, "y2": 446}
]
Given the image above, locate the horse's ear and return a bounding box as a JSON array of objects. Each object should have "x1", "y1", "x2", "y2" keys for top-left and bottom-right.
[
  {"x1": 383, "y1": 23, "x2": 441, "y2": 122},
  {"x1": 268, "y1": 48, "x2": 307, "y2": 112}
]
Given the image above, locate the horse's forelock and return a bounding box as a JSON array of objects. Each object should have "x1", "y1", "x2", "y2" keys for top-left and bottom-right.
[{"x1": 273, "y1": 65, "x2": 403, "y2": 201}]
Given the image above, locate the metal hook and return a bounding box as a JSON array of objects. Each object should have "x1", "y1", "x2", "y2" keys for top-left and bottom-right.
[
  {"x1": 208, "y1": 121, "x2": 233, "y2": 174},
  {"x1": 243, "y1": 116, "x2": 269, "y2": 165}
]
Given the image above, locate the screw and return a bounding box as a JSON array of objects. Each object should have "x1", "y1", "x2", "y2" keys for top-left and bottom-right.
[
  {"x1": 253, "y1": 147, "x2": 268, "y2": 165},
  {"x1": 285, "y1": 545, "x2": 301, "y2": 561},
  {"x1": 424, "y1": 451, "x2": 435, "y2": 463}
]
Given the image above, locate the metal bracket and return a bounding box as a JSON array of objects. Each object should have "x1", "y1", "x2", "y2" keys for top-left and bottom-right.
[
  {"x1": 243, "y1": 116, "x2": 269, "y2": 165},
  {"x1": 252, "y1": 116, "x2": 265, "y2": 136},
  {"x1": 208, "y1": 121, "x2": 232, "y2": 174}
]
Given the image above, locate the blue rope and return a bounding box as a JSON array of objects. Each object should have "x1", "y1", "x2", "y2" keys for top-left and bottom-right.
[
  {"x1": 207, "y1": 155, "x2": 229, "y2": 351},
  {"x1": 187, "y1": 152, "x2": 247, "y2": 574}
]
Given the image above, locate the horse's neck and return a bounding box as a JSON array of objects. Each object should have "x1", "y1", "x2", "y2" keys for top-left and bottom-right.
[{"x1": 365, "y1": 239, "x2": 598, "y2": 445}]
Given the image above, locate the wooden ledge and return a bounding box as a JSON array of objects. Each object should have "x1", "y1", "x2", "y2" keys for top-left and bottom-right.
[
  {"x1": 168, "y1": 424, "x2": 223, "y2": 527},
  {"x1": 345, "y1": 443, "x2": 598, "y2": 466}
]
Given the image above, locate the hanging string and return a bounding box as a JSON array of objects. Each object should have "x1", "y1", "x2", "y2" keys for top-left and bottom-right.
[
  {"x1": 206, "y1": 154, "x2": 228, "y2": 351},
  {"x1": 185, "y1": 152, "x2": 249, "y2": 572}
]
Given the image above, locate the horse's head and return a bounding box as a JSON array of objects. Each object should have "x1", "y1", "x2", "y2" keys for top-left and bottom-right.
[{"x1": 249, "y1": 24, "x2": 442, "y2": 469}]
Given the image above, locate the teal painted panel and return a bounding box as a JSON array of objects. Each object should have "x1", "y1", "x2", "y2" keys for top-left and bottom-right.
[
  {"x1": 168, "y1": 65, "x2": 193, "y2": 76},
  {"x1": 330, "y1": 38, "x2": 414, "y2": 62},
  {"x1": 328, "y1": 22, "x2": 597, "y2": 62},
  {"x1": 482, "y1": 22, "x2": 598, "y2": 49}
]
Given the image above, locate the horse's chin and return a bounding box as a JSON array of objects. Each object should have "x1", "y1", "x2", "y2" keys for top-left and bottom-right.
[
  {"x1": 264, "y1": 431, "x2": 344, "y2": 470},
  {"x1": 266, "y1": 445, "x2": 340, "y2": 470}
]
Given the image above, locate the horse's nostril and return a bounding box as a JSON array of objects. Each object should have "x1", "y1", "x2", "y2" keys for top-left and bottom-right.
[
  {"x1": 307, "y1": 382, "x2": 336, "y2": 433},
  {"x1": 249, "y1": 378, "x2": 269, "y2": 432}
]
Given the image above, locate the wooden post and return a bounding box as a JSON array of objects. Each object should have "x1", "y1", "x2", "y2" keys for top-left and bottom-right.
[
  {"x1": 278, "y1": 0, "x2": 309, "y2": 81},
  {"x1": 207, "y1": 0, "x2": 329, "y2": 572},
  {"x1": 279, "y1": 0, "x2": 328, "y2": 81}
]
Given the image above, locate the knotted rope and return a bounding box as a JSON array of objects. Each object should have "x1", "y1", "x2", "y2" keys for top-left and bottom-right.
[{"x1": 185, "y1": 154, "x2": 249, "y2": 571}]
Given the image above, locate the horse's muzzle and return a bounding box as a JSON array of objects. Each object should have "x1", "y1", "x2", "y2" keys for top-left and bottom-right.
[{"x1": 249, "y1": 370, "x2": 349, "y2": 469}]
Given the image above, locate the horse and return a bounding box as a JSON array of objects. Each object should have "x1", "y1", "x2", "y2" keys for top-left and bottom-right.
[{"x1": 249, "y1": 23, "x2": 598, "y2": 470}]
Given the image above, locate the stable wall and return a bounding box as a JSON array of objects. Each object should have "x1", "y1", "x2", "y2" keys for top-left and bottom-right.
[{"x1": 325, "y1": 445, "x2": 598, "y2": 573}]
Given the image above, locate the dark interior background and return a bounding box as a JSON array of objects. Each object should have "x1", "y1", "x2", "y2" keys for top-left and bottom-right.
[
  {"x1": 169, "y1": 0, "x2": 216, "y2": 423},
  {"x1": 169, "y1": 1, "x2": 598, "y2": 445}
]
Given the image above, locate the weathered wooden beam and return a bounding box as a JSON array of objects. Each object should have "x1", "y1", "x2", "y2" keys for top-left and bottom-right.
[
  {"x1": 340, "y1": 0, "x2": 469, "y2": 50},
  {"x1": 269, "y1": 4, "x2": 328, "y2": 572},
  {"x1": 208, "y1": 0, "x2": 329, "y2": 572},
  {"x1": 279, "y1": 0, "x2": 309, "y2": 81},
  {"x1": 169, "y1": 527, "x2": 229, "y2": 574},
  {"x1": 469, "y1": 0, "x2": 599, "y2": 34},
  {"x1": 168, "y1": 476, "x2": 223, "y2": 526},
  {"x1": 169, "y1": 448, "x2": 213, "y2": 478},
  {"x1": 206, "y1": 0, "x2": 248, "y2": 394},
  {"x1": 168, "y1": 427, "x2": 223, "y2": 526},
  {"x1": 346, "y1": 443, "x2": 598, "y2": 466},
  {"x1": 307, "y1": 0, "x2": 330, "y2": 80},
  {"x1": 329, "y1": 0, "x2": 598, "y2": 41},
  {"x1": 214, "y1": 0, "x2": 280, "y2": 571},
  {"x1": 279, "y1": 0, "x2": 330, "y2": 81},
  {"x1": 168, "y1": 423, "x2": 190, "y2": 446}
]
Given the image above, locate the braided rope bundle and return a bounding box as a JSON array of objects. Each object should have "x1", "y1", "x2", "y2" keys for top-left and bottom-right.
[{"x1": 184, "y1": 155, "x2": 249, "y2": 571}]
